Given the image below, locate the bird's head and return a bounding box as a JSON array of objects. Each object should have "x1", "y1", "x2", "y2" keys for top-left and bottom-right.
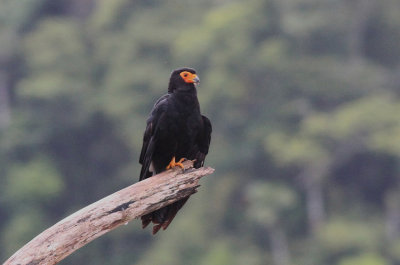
[{"x1": 168, "y1": 67, "x2": 200, "y2": 93}]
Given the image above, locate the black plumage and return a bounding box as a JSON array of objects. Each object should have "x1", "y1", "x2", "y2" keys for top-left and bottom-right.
[{"x1": 139, "y1": 67, "x2": 212, "y2": 234}]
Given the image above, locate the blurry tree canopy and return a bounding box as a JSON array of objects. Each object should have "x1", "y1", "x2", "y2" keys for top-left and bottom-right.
[{"x1": 1, "y1": 0, "x2": 400, "y2": 264}]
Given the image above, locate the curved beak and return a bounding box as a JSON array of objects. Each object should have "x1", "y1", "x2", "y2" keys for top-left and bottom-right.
[{"x1": 193, "y1": 75, "x2": 200, "y2": 84}]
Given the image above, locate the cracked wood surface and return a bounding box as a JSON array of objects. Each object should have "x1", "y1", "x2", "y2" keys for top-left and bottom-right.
[{"x1": 4, "y1": 160, "x2": 214, "y2": 265}]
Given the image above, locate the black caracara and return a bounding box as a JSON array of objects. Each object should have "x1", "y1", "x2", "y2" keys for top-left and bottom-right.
[{"x1": 139, "y1": 67, "x2": 212, "y2": 234}]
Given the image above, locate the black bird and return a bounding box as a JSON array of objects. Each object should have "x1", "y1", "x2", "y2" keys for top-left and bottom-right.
[{"x1": 139, "y1": 67, "x2": 212, "y2": 234}]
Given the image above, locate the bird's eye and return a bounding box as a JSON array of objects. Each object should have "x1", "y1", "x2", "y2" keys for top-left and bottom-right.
[{"x1": 183, "y1": 73, "x2": 188, "y2": 77}]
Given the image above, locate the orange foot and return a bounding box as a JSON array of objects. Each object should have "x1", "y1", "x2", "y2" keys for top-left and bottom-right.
[{"x1": 166, "y1": 156, "x2": 185, "y2": 170}]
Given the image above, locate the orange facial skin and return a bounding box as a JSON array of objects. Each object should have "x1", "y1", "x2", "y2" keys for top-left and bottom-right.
[{"x1": 180, "y1": 71, "x2": 199, "y2": 84}]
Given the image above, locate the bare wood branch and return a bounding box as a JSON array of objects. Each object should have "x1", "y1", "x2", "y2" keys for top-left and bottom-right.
[{"x1": 4, "y1": 160, "x2": 214, "y2": 265}]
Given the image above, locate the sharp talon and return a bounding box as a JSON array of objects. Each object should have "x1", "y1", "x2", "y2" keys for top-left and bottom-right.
[
  {"x1": 166, "y1": 156, "x2": 176, "y2": 170},
  {"x1": 176, "y1": 158, "x2": 185, "y2": 169},
  {"x1": 166, "y1": 157, "x2": 186, "y2": 169}
]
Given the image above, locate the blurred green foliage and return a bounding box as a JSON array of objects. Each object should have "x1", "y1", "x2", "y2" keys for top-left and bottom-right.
[{"x1": 1, "y1": 0, "x2": 400, "y2": 264}]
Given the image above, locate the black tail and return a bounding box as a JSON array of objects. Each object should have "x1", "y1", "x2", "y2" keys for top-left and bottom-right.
[{"x1": 141, "y1": 197, "x2": 189, "y2": 234}]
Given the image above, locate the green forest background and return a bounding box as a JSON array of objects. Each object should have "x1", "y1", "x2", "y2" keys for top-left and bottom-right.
[{"x1": 1, "y1": 0, "x2": 400, "y2": 264}]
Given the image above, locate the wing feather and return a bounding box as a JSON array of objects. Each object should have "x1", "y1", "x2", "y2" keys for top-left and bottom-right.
[
  {"x1": 139, "y1": 94, "x2": 170, "y2": 180},
  {"x1": 194, "y1": 115, "x2": 212, "y2": 168}
]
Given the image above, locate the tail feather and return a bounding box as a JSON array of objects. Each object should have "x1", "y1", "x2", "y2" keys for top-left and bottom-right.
[
  {"x1": 161, "y1": 197, "x2": 189, "y2": 231},
  {"x1": 152, "y1": 224, "x2": 163, "y2": 234},
  {"x1": 141, "y1": 215, "x2": 151, "y2": 229},
  {"x1": 141, "y1": 197, "x2": 190, "y2": 235}
]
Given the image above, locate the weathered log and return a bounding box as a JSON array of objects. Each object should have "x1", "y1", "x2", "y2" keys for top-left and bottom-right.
[{"x1": 4, "y1": 160, "x2": 214, "y2": 265}]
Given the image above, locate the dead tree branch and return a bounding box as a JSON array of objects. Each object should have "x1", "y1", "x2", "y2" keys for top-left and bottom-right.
[{"x1": 4, "y1": 160, "x2": 214, "y2": 265}]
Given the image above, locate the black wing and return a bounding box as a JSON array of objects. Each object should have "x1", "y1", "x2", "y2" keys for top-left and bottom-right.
[
  {"x1": 193, "y1": 115, "x2": 212, "y2": 168},
  {"x1": 139, "y1": 94, "x2": 170, "y2": 180}
]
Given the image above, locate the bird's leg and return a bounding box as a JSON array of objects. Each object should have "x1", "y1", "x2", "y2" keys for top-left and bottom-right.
[{"x1": 166, "y1": 156, "x2": 185, "y2": 169}]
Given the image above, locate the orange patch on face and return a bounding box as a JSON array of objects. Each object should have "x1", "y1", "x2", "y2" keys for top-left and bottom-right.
[{"x1": 180, "y1": 71, "x2": 198, "y2": 83}]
